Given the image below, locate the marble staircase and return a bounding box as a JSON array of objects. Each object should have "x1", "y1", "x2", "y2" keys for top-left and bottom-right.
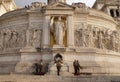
[{"x1": 0, "y1": 74, "x2": 120, "y2": 82}]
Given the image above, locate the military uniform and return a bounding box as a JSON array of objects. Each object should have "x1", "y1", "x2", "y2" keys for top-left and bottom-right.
[{"x1": 56, "y1": 60, "x2": 62, "y2": 76}]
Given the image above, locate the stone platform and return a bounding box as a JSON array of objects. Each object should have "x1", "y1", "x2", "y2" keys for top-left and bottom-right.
[{"x1": 0, "y1": 75, "x2": 120, "y2": 82}]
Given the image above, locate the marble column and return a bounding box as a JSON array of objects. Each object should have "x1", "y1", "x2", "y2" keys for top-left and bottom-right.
[
  {"x1": 26, "y1": 29, "x2": 30, "y2": 47},
  {"x1": 42, "y1": 15, "x2": 50, "y2": 48},
  {"x1": 24, "y1": 13, "x2": 31, "y2": 47},
  {"x1": 67, "y1": 15, "x2": 74, "y2": 48}
]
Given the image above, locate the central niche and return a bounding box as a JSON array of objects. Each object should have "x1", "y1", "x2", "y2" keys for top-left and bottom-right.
[{"x1": 50, "y1": 16, "x2": 67, "y2": 47}]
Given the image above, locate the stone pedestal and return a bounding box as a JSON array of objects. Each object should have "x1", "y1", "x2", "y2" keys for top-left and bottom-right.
[
  {"x1": 52, "y1": 45, "x2": 66, "y2": 54},
  {"x1": 15, "y1": 47, "x2": 42, "y2": 74},
  {"x1": 15, "y1": 47, "x2": 53, "y2": 74}
]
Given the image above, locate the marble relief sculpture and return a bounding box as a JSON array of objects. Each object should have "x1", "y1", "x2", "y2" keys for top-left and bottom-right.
[
  {"x1": 32, "y1": 29, "x2": 42, "y2": 48},
  {"x1": 10, "y1": 30, "x2": 18, "y2": 48},
  {"x1": 75, "y1": 29, "x2": 82, "y2": 47},
  {"x1": 26, "y1": 28, "x2": 42, "y2": 48},
  {"x1": 3, "y1": 28, "x2": 12, "y2": 48},
  {"x1": 87, "y1": 26, "x2": 94, "y2": 47},
  {"x1": 17, "y1": 30, "x2": 26, "y2": 47},
  {"x1": 82, "y1": 28, "x2": 88, "y2": 47},
  {"x1": 0, "y1": 28, "x2": 26, "y2": 49},
  {"x1": 98, "y1": 30, "x2": 104, "y2": 49},
  {"x1": 75, "y1": 24, "x2": 120, "y2": 52},
  {"x1": 110, "y1": 31, "x2": 116, "y2": 51}
]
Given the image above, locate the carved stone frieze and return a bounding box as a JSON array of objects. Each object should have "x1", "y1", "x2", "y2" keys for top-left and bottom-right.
[
  {"x1": 0, "y1": 28, "x2": 26, "y2": 49},
  {"x1": 75, "y1": 24, "x2": 120, "y2": 52}
]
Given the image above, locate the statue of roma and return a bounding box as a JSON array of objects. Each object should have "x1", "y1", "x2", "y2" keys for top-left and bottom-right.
[{"x1": 50, "y1": 16, "x2": 67, "y2": 46}]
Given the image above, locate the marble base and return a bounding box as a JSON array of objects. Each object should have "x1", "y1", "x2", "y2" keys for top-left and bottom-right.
[
  {"x1": 53, "y1": 45, "x2": 65, "y2": 49},
  {"x1": 15, "y1": 61, "x2": 34, "y2": 74},
  {"x1": 10, "y1": 47, "x2": 120, "y2": 75}
]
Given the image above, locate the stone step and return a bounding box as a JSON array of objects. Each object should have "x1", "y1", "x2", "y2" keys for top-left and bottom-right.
[{"x1": 0, "y1": 75, "x2": 120, "y2": 82}]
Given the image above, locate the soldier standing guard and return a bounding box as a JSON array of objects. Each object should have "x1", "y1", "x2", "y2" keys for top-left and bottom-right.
[
  {"x1": 39, "y1": 59, "x2": 43, "y2": 75},
  {"x1": 76, "y1": 60, "x2": 82, "y2": 74},
  {"x1": 73, "y1": 60, "x2": 77, "y2": 74},
  {"x1": 56, "y1": 59, "x2": 62, "y2": 76},
  {"x1": 73, "y1": 60, "x2": 83, "y2": 75},
  {"x1": 33, "y1": 63, "x2": 39, "y2": 75}
]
